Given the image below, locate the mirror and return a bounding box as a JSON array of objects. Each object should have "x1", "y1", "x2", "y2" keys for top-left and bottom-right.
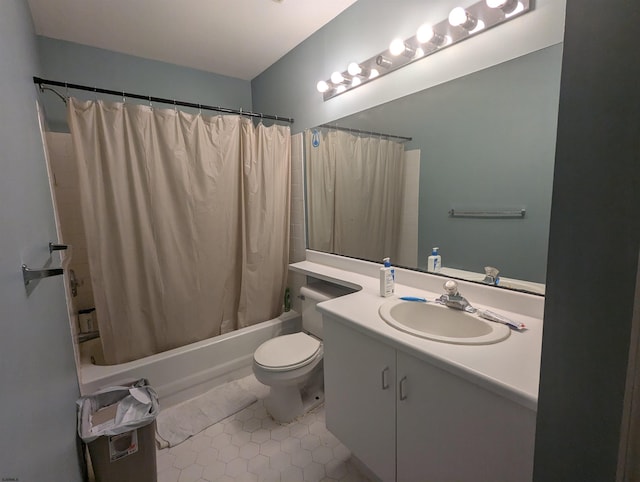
[{"x1": 305, "y1": 44, "x2": 563, "y2": 295}]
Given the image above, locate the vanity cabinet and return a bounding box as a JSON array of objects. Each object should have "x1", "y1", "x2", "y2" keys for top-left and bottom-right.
[{"x1": 323, "y1": 315, "x2": 536, "y2": 482}]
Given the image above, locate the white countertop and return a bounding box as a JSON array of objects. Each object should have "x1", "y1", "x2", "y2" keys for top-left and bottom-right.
[{"x1": 291, "y1": 252, "x2": 544, "y2": 412}]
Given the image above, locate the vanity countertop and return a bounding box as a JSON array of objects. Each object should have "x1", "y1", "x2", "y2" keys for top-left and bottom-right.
[{"x1": 291, "y1": 255, "x2": 544, "y2": 411}]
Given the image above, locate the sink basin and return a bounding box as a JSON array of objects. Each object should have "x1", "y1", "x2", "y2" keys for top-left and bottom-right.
[{"x1": 378, "y1": 300, "x2": 510, "y2": 345}]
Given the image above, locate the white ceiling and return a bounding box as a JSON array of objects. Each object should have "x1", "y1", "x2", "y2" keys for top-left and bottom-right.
[{"x1": 27, "y1": 0, "x2": 358, "y2": 80}]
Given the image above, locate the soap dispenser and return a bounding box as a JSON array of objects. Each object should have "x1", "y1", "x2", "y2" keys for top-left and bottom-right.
[
  {"x1": 379, "y1": 257, "x2": 395, "y2": 297},
  {"x1": 427, "y1": 247, "x2": 441, "y2": 273}
]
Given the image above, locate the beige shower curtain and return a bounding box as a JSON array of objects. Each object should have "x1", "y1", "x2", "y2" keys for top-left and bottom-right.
[
  {"x1": 68, "y1": 98, "x2": 290, "y2": 365},
  {"x1": 306, "y1": 129, "x2": 405, "y2": 262}
]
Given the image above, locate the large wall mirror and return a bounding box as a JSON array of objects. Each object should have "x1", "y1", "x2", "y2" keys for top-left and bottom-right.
[{"x1": 305, "y1": 44, "x2": 563, "y2": 295}]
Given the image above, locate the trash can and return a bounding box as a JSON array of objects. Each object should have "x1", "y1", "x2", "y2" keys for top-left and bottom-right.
[{"x1": 77, "y1": 378, "x2": 159, "y2": 482}]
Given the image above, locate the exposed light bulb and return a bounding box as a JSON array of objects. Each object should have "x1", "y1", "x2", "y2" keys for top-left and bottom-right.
[
  {"x1": 369, "y1": 69, "x2": 379, "y2": 79},
  {"x1": 448, "y1": 7, "x2": 467, "y2": 26},
  {"x1": 416, "y1": 24, "x2": 435, "y2": 44},
  {"x1": 449, "y1": 7, "x2": 477, "y2": 30},
  {"x1": 336, "y1": 85, "x2": 347, "y2": 94},
  {"x1": 330, "y1": 71, "x2": 345, "y2": 84},
  {"x1": 389, "y1": 38, "x2": 406, "y2": 56},
  {"x1": 415, "y1": 47, "x2": 425, "y2": 59},
  {"x1": 486, "y1": 0, "x2": 507, "y2": 7},
  {"x1": 347, "y1": 62, "x2": 362, "y2": 76},
  {"x1": 316, "y1": 80, "x2": 329, "y2": 93},
  {"x1": 351, "y1": 77, "x2": 362, "y2": 87}
]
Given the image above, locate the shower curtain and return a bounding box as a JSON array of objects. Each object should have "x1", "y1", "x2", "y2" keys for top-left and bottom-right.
[
  {"x1": 305, "y1": 129, "x2": 405, "y2": 262},
  {"x1": 68, "y1": 98, "x2": 290, "y2": 365}
]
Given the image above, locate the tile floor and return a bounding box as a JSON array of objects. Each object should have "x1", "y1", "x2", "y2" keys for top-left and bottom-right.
[{"x1": 156, "y1": 387, "x2": 372, "y2": 482}]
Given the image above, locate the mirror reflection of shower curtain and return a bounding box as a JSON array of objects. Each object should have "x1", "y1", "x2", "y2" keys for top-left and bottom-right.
[
  {"x1": 68, "y1": 98, "x2": 290, "y2": 365},
  {"x1": 306, "y1": 129, "x2": 404, "y2": 262}
]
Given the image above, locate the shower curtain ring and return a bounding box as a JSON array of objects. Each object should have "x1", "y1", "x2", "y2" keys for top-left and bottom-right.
[
  {"x1": 198, "y1": 104, "x2": 202, "y2": 116},
  {"x1": 148, "y1": 96, "x2": 152, "y2": 108},
  {"x1": 122, "y1": 91, "x2": 126, "y2": 103},
  {"x1": 174, "y1": 100, "x2": 177, "y2": 113},
  {"x1": 65, "y1": 82, "x2": 69, "y2": 99},
  {"x1": 94, "y1": 86, "x2": 97, "y2": 101}
]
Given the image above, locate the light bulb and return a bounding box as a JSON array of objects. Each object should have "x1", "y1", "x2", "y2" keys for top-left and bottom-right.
[
  {"x1": 487, "y1": 0, "x2": 521, "y2": 14},
  {"x1": 330, "y1": 71, "x2": 345, "y2": 84},
  {"x1": 316, "y1": 80, "x2": 329, "y2": 93},
  {"x1": 415, "y1": 48, "x2": 425, "y2": 59},
  {"x1": 449, "y1": 7, "x2": 478, "y2": 30},
  {"x1": 351, "y1": 77, "x2": 361, "y2": 87},
  {"x1": 389, "y1": 38, "x2": 406, "y2": 56},
  {"x1": 336, "y1": 85, "x2": 347, "y2": 94},
  {"x1": 448, "y1": 7, "x2": 467, "y2": 26},
  {"x1": 347, "y1": 62, "x2": 362, "y2": 76},
  {"x1": 416, "y1": 25, "x2": 435, "y2": 44},
  {"x1": 369, "y1": 69, "x2": 379, "y2": 79}
]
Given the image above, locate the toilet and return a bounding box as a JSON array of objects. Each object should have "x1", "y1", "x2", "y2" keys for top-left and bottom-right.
[{"x1": 252, "y1": 281, "x2": 352, "y2": 423}]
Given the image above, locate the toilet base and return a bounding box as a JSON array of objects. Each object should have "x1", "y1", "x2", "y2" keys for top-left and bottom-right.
[
  {"x1": 264, "y1": 365, "x2": 325, "y2": 424},
  {"x1": 265, "y1": 385, "x2": 303, "y2": 423}
]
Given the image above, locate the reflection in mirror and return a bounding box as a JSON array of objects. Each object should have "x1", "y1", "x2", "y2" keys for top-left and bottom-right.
[{"x1": 305, "y1": 44, "x2": 564, "y2": 295}]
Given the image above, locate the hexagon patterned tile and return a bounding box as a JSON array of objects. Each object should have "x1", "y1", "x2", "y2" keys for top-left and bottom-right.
[{"x1": 156, "y1": 376, "x2": 372, "y2": 482}]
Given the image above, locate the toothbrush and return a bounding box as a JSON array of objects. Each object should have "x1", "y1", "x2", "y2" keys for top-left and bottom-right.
[{"x1": 399, "y1": 296, "x2": 427, "y2": 302}]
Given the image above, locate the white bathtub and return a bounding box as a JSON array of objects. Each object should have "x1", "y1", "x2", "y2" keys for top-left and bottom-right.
[{"x1": 79, "y1": 311, "x2": 301, "y2": 408}]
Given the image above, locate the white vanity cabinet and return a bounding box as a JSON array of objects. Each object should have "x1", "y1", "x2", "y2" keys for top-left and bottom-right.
[
  {"x1": 323, "y1": 313, "x2": 397, "y2": 482},
  {"x1": 323, "y1": 315, "x2": 537, "y2": 482}
]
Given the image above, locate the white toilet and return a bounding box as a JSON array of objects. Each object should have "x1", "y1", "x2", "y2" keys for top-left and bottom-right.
[{"x1": 252, "y1": 282, "x2": 351, "y2": 423}]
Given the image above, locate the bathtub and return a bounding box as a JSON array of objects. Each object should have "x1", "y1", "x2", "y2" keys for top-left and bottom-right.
[{"x1": 79, "y1": 311, "x2": 301, "y2": 408}]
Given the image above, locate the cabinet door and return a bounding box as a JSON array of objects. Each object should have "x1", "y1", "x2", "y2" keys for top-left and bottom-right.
[
  {"x1": 396, "y1": 352, "x2": 536, "y2": 482},
  {"x1": 323, "y1": 315, "x2": 397, "y2": 482}
]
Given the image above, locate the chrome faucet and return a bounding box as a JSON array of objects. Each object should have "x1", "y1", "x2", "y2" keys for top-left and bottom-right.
[
  {"x1": 482, "y1": 266, "x2": 500, "y2": 286},
  {"x1": 436, "y1": 280, "x2": 476, "y2": 313}
]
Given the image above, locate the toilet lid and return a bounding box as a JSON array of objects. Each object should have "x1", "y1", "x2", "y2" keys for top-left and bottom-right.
[{"x1": 254, "y1": 332, "x2": 321, "y2": 371}]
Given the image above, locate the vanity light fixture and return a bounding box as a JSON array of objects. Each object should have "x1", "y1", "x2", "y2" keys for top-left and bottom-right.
[{"x1": 315, "y1": 0, "x2": 532, "y2": 100}]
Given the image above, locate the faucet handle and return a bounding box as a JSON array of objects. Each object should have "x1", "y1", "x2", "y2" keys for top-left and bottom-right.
[
  {"x1": 443, "y1": 280, "x2": 459, "y2": 296},
  {"x1": 484, "y1": 266, "x2": 500, "y2": 277}
]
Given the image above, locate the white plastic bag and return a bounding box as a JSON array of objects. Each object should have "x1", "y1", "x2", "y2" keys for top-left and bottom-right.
[{"x1": 77, "y1": 378, "x2": 159, "y2": 443}]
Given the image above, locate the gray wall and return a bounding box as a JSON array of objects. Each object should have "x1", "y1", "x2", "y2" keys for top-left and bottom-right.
[
  {"x1": 534, "y1": 0, "x2": 640, "y2": 479},
  {"x1": 37, "y1": 36, "x2": 252, "y2": 132},
  {"x1": 334, "y1": 45, "x2": 562, "y2": 283},
  {"x1": 0, "y1": 2, "x2": 82, "y2": 481}
]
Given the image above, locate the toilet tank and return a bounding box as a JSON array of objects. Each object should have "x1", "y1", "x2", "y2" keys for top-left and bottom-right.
[{"x1": 300, "y1": 281, "x2": 354, "y2": 339}]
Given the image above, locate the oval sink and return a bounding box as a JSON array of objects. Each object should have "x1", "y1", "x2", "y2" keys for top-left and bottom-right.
[{"x1": 378, "y1": 300, "x2": 510, "y2": 345}]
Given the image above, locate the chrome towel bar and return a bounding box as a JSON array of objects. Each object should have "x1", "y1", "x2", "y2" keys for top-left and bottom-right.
[
  {"x1": 448, "y1": 208, "x2": 526, "y2": 218},
  {"x1": 22, "y1": 264, "x2": 63, "y2": 287}
]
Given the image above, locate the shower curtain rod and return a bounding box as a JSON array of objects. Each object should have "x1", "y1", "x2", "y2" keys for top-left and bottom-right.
[
  {"x1": 317, "y1": 123, "x2": 412, "y2": 142},
  {"x1": 33, "y1": 76, "x2": 294, "y2": 124}
]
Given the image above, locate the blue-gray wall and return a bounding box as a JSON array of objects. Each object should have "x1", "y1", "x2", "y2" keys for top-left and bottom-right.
[
  {"x1": 37, "y1": 36, "x2": 252, "y2": 132},
  {"x1": 0, "y1": 2, "x2": 82, "y2": 481}
]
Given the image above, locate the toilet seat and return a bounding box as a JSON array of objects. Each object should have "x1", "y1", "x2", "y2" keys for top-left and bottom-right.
[{"x1": 254, "y1": 332, "x2": 321, "y2": 372}]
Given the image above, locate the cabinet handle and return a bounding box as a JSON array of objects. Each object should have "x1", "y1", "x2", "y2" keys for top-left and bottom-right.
[
  {"x1": 381, "y1": 367, "x2": 390, "y2": 390},
  {"x1": 399, "y1": 376, "x2": 408, "y2": 401}
]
